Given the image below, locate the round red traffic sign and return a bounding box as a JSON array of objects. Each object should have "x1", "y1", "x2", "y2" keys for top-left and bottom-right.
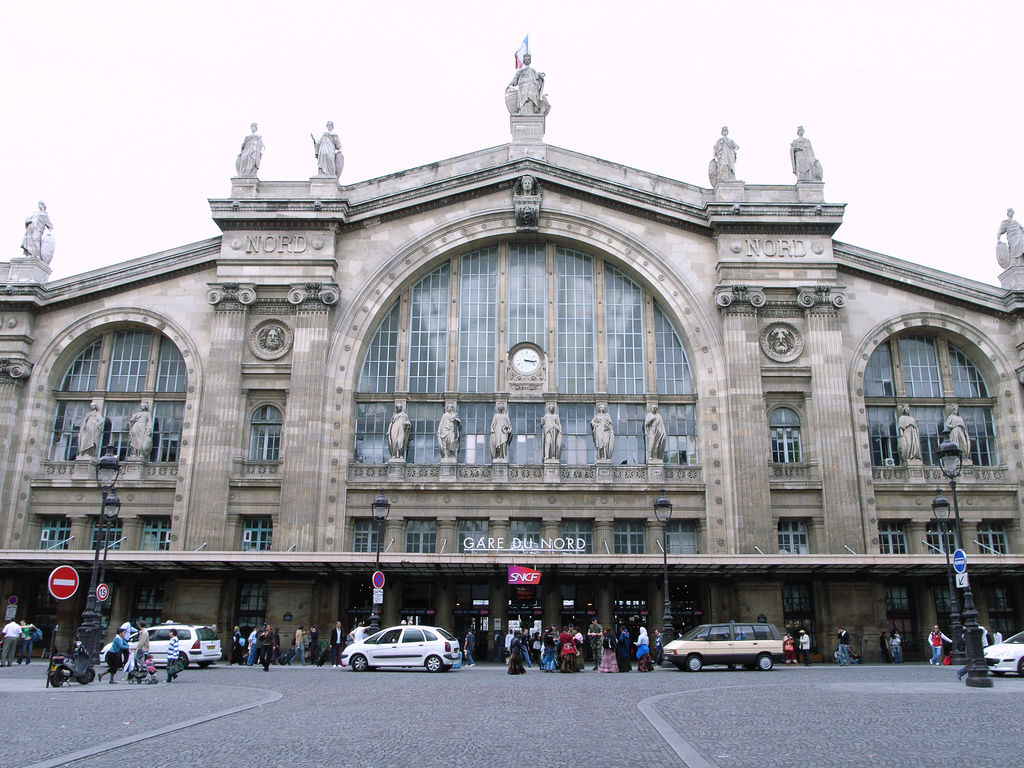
[
  {"x1": 371, "y1": 571, "x2": 385, "y2": 589},
  {"x1": 47, "y1": 566, "x2": 80, "y2": 600},
  {"x1": 96, "y1": 583, "x2": 109, "y2": 602}
]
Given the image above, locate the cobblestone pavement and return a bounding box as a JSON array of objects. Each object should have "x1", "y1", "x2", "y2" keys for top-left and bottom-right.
[{"x1": 1, "y1": 661, "x2": 1021, "y2": 767}]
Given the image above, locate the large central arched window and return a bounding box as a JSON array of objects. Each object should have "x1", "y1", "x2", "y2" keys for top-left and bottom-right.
[
  {"x1": 51, "y1": 329, "x2": 187, "y2": 462},
  {"x1": 864, "y1": 334, "x2": 997, "y2": 466},
  {"x1": 354, "y1": 243, "x2": 697, "y2": 466}
]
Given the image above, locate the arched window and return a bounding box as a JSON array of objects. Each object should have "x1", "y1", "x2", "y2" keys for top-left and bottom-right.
[
  {"x1": 51, "y1": 330, "x2": 186, "y2": 462},
  {"x1": 249, "y1": 405, "x2": 283, "y2": 461},
  {"x1": 770, "y1": 408, "x2": 802, "y2": 463},
  {"x1": 865, "y1": 335, "x2": 997, "y2": 466},
  {"x1": 354, "y1": 243, "x2": 697, "y2": 465}
]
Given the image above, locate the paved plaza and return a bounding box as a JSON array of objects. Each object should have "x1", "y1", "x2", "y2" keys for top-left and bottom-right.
[{"x1": 1, "y1": 661, "x2": 1021, "y2": 767}]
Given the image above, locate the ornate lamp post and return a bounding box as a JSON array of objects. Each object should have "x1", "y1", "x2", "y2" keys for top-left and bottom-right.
[
  {"x1": 367, "y1": 489, "x2": 390, "y2": 635},
  {"x1": 653, "y1": 490, "x2": 674, "y2": 656},
  {"x1": 931, "y1": 491, "x2": 963, "y2": 663},
  {"x1": 77, "y1": 448, "x2": 122, "y2": 664},
  {"x1": 936, "y1": 432, "x2": 991, "y2": 688}
]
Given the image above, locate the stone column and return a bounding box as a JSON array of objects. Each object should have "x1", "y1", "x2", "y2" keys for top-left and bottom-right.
[
  {"x1": 69, "y1": 517, "x2": 92, "y2": 551},
  {"x1": 648, "y1": 580, "x2": 663, "y2": 633},
  {"x1": 718, "y1": 294, "x2": 772, "y2": 553},
  {"x1": 434, "y1": 579, "x2": 453, "y2": 630},
  {"x1": 384, "y1": 577, "x2": 402, "y2": 627},
  {"x1": 594, "y1": 519, "x2": 614, "y2": 556},
  {"x1": 804, "y1": 295, "x2": 862, "y2": 552},
  {"x1": 384, "y1": 519, "x2": 404, "y2": 555},
  {"x1": 960, "y1": 522, "x2": 979, "y2": 553},
  {"x1": 437, "y1": 517, "x2": 457, "y2": 555},
  {"x1": 905, "y1": 522, "x2": 927, "y2": 555},
  {"x1": 121, "y1": 518, "x2": 143, "y2": 550},
  {"x1": 186, "y1": 289, "x2": 249, "y2": 548},
  {"x1": 278, "y1": 288, "x2": 335, "y2": 549},
  {"x1": 645, "y1": 519, "x2": 662, "y2": 556},
  {"x1": 541, "y1": 519, "x2": 560, "y2": 543},
  {"x1": 596, "y1": 580, "x2": 613, "y2": 629},
  {"x1": 491, "y1": 517, "x2": 509, "y2": 548}
]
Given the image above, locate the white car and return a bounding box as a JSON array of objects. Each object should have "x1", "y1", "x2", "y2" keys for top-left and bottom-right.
[
  {"x1": 341, "y1": 625, "x2": 460, "y2": 672},
  {"x1": 985, "y1": 630, "x2": 1024, "y2": 676},
  {"x1": 101, "y1": 622, "x2": 222, "y2": 668}
]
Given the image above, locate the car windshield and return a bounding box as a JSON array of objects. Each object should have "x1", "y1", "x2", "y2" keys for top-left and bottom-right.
[
  {"x1": 1003, "y1": 631, "x2": 1024, "y2": 644},
  {"x1": 679, "y1": 625, "x2": 710, "y2": 641},
  {"x1": 363, "y1": 631, "x2": 385, "y2": 644}
]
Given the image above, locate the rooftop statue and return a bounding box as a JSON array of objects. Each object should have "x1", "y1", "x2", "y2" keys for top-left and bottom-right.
[
  {"x1": 311, "y1": 121, "x2": 344, "y2": 179},
  {"x1": 790, "y1": 126, "x2": 823, "y2": 182},
  {"x1": 505, "y1": 53, "x2": 551, "y2": 116},
  {"x1": 708, "y1": 126, "x2": 739, "y2": 186},
  {"x1": 235, "y1": 122, "x2": 264, "y2": 178},
  {"x1": 997, "y1": 208, "x2": 1024, "y2": 269},
  {"x1": 20, "y1": 201, "x2": 54, "y2": 263}
]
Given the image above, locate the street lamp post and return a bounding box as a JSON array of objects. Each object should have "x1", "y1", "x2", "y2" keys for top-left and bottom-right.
[
  {"x1": 367, "y1": 489, "x2": 390, "y2": 635},
  {"x1": 931, "y1": 491, "x2": 964, "y2": 663},
  {"x1": 653, "y1": 490, "x2": 674, "y2": 658},
  {"x1": 77, "y1": 448, "x2": 122, "y2": 665},
  {"x1": 936, "y1": 432, "x2": 992, "y2": 688}
]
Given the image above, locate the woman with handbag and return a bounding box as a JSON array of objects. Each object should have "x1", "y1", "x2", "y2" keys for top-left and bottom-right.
[{"x1": 98, "y1": 627, "x2": 129, "y2": 683}]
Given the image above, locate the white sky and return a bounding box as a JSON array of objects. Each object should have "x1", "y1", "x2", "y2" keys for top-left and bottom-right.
[{"x1": 2, "y1": 0, "x2": 1021, "y2": 285}]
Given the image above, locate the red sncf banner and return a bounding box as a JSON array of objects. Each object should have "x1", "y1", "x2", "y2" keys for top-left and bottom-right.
[{"x1": 508, "y1": 566, "x2": 541, "y2": 585}]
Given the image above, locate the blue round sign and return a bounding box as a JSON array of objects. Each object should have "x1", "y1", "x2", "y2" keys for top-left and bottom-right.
[
  {"x1": 952, "y1": 549, "x2": 967, "y2": 574},
  {"x1": 372, "y1": 571, "x2": 385, "y2": 589}
]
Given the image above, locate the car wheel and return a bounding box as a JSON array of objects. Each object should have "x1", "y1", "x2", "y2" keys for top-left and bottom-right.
[
  {"x1": 1017, "y1": 657, "x2": 1024, "y2": 677},
  {"x1": 685, "y1": 654, "x2": 703, "y2": 672},
  {"x1": 179, "y1": 654, "x2": 190, "y2": 670},
  {"x1": 756, "y1": 653, "x2": 774, "y2": 671},
  {"x1": 424, "y1": 655, "x2": 444, "y2": 673},
  {"x1": 350, "y1": 654, "x2": 369, "y2": 672},
  {"x1": 197, "y1": 662, "x2": 212, "y2": 668}
]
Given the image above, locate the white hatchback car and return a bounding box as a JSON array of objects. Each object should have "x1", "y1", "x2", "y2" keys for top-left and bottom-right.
[
  {"x1": 341, "y1": 625, "x2": 461, "y2": 672},
  {"x1": 984, "y1": 630, "x2": 1024, "y2": 676},
  {"x1": 102, "y1": 622, "x2": 222, "y2": 668}
]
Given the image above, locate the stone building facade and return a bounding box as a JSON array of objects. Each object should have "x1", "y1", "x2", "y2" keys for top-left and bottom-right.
[{"x1": 2, "y1": 76, "x2": 1023, "y2": 663}]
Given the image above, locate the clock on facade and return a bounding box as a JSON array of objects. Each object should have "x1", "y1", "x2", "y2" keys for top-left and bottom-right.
[{"x1": 510, "y1": 345, "x2": 542, "y2": 375}]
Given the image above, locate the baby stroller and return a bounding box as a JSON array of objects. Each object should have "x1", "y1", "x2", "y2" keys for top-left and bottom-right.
[{"x1": 127, "y1": 652, "x2": 159, "y2": 684}]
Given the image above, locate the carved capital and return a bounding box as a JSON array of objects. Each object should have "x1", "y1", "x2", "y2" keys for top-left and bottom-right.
[
  {"x1": 797, "y1": 285, "x2": 847, "y2": 311},
  {"x1": 0, "y1": 357, "x2": 32, "y2": 380},
  {"x1": 288, "y1": 282, "x2": 340, "y2": 309},
  {"x1": 715, "y1": 284, "x2": 765, "y2": 313},
  {"x1": 207, "y1": 282, "x2": 256, "y2": 310}
]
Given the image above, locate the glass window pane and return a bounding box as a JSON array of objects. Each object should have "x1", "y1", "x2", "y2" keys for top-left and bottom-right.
[
  {"x1": 458, "y1": 248, "x2": 498, "y2": 392},
  {"x1": 508, "y1": 244, "x2": 545, "y2": 348},
  {"x1": 608, "y1": 403, "x2": 644, "y2": 465},
  {"x1": 960, "y1": 406, "x2": 997, "y2": 466},
  {"x1": 877, "y1": 521, "x2": 907, "y2": 554},
  {"x1": 561, "y1": 520, "x2": 593, "y2": 553},
  {"x1": 152, "y1": 402, "x2": 183, "y2": 462},
  {"x1": 613, "y1": 520, "x2": 645, "y2": 554},
  {"x1": 662, "y1": 404, "x2": 697, "y2": 466},
  {"x1": 778, "y1": 519, "x2": 809, "y2": 554},
  {"x1": 103, "y1": 402, "x2": 133, "y2": 461},
  {"x1": 865, "y1": 343, "x2": 895, "y2": 398},
  {"x1": 249, "y1": 405, "x2": 282, "y2": 461},
  {"x1": 408, "y1": 265, "x2": 449, "y2": 393},
  {"x1": 556, "y1": 248, "x2": 594, "y2": 394},
  {"x1": 107, "y1": 332, "x2": 152, "y2": 392},
  {"x1": 354, "y1": 402, "x2": 390, "y2": 464},
  {"x1": 51, "y1": 400, "x2": 90, "y2": 460},
  {"x1": 665, "y1": 520, "x2": 699, "y2": 554},
  {"x1": 949, "y1": 344, "x2": 988, "y2": 399},
  {"x1": 407, "y1": 402, "x2": 441, "y2": 464},
  {"x1": 458, "y1": 402, "x2": 493, "y2": 465},
  {"x1": 156, "y1": 340, "x2": 187, "y2": 393},
  {"x1": 405, "y1": 520, "x2": 437, "y2": 553},
  {"x1": 242, "y1": 517, "x2": 273, "y2": 551},
  {"x1": 61, "y1": 341, "x2": 102, "y2": 392},
  {"x1": 352, "y1": 519, "x2": 378, "y2": 553},
  {"x1": 654, "y1": 302, "x2": 693, "y2": 395},
  {"x1": 605, "y1": 266, "x2": 644, "y2": 395},
  {"x1": 509, "y1": 403, "x2": 543, "y2": 464},
  {"x1": 770, "y1": 408, "x2": 802, "y2": 464},
  {"x1": 359, "y1": 304, "x2": 399, "y2": 394},
  {"x1": 457, "y1": 520, "x2": 488, "y2": 553},
  {"x1": 899, "y1": 336, "x2": 942, "y2": 398},
  {"x1": 141, "y1": 517, "x2": 171, "y2": 551},
  {"x1": 559, "y1": 403, "x2": 594, "y2": 465},
  {"x1": 38, "y1": 517, "x2": 72, "y2": 550},
  {"x1": 867, "y1": 406, "x2": 898, "y2": 466}
]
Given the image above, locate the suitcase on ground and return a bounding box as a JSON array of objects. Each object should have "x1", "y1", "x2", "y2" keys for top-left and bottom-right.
[
  {"x1": 277, "y1": 647, "x2": 296, "y2": 665},
  {"x1": 315, "y1": 647, "x2": 330, "y2": 667}
]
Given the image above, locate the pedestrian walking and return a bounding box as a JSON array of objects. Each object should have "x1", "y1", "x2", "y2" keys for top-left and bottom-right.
[
  {"x1": 507, "y1": 630, "x2": 526, "y2": 675},
  {"x1": 258, "y1": 624, "x2": 273, "y2": 672},
  {"x1": 588, "y1": 619, "x2": 603, "y2": 670},
  {"x1": 166, "y1": 628, "x2": 181, "y2": 682},
  {"x1": 541, "y1": 627, "x2": 557, "y2": 672},
  {"x1": 230, "y1": 626, "x2": 244, "y2": 665},
  {"x1": 294, "y1": 626, "x2": 305, "y2": 666},
  {"x1": 928, "y1": 625, "x2": 951, "y2": 665},
  {"x1": 559, "y1": 626, "x2": 577, "y2": 673},
  {"x1": 798, "y1": 629, "x2": 812, "y2": 666},
  {"x1": 890, "y1": 630, "x2": 903, "y2": 664},
  {"x1": 597, "y1": 626, "x2": 618, "y2": 673},
  {"x1": 133, "y1": 622, "x2": 150, "y2": 672},
  {"x1": 783, "y1": 633, "x2": 797, "y2": 665},
  {"x1": 636, "y1": 627, "x2": 653, "y2": 672},
  {"x1": 308, "y1": 625, "x2": 318, "y2": 663},
  {"x1": 2, "y1": 618, "x2": 21, "y2": 666},
  {"x1": 878, "y1": 631, "x2": 891, "y2": 663},
  {"x1": 98, "y1": 628, "x2": 129, "y2": 683},
  {"x1": 246, "y1": 626, "x2": 259, "y2": 666},
  {"x1": 653, "y1": 629, "x2": 664, "y2": 667},
  {"x1": 464, "y1": 627, "x2": 476, "y2": 667},
  {"x1": 616, "y1": 626, "x2": 632, "y2": 672},
  {"x1": 835, "y1": 626, "x2": 851, "y2": 666}
]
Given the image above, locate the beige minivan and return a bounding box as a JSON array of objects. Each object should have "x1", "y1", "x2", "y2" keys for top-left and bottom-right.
[{"x1": 664, "y1": 621, "x2": 784, "y2": 671}]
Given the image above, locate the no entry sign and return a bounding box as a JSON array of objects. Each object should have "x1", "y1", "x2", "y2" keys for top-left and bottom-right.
[{"x1": 47, "y1": 566, "x2": 80, "y2": 600}]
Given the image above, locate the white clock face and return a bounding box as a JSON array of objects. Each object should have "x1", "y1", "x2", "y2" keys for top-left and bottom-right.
[{"x1": 511, "y1": 347, "x2": 541, "y2": 375}]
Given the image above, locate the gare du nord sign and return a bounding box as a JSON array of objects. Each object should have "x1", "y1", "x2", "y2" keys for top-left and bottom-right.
[{"x1": 461, "y1": 536, "x2": 587, "y2": 554}]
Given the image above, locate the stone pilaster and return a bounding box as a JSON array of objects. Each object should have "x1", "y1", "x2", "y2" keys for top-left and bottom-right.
[
  {"x1": 0, "y1": 366, "x2": 30, "y2": 546},
  {"x1": 718, "y1": 293, "x2": 772, "y2": 553},
  {"x1": 804, "y1": 293, "x2": 862, "y2": 552},
  {"x1": 434, "y1": 579, "x2": 453, "y2": 629},
  {"x1": 185, "y1": 289, "x2": 249, "y2": 548},
  {"x1": 594, "y1": 519, "x2": 614, "y2": 556},
  {"x1": 69, "y1": 517, "x2": 92, "y2": 551},
  {"x1": 278, "y1": 286, "x2": 337, "y2": 550},
  {"x1": 905, "y1": 522, "x2": 927, "y2": 555},
  {"x1": 122, "y1": 518, "x2": 143, "y2": 550},
  {"x1": 437, "y1": 517, "x2": 457, "y2": 555},
  {"x1": 384, "y1": 519, "x2": 404, "y2": 554}
]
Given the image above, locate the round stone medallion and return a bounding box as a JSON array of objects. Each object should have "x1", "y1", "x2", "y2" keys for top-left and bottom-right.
[
  {"x1": 760, "y1": 322, "x2": 804, "y2": 363},
  {"x1": 249, "y1": 320, "x2": 293, "y2": 360}
]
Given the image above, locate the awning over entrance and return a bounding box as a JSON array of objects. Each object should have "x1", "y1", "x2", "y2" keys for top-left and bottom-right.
[{"x1": 4, "y1": 550, "x2": 1022, "y2": 580}]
